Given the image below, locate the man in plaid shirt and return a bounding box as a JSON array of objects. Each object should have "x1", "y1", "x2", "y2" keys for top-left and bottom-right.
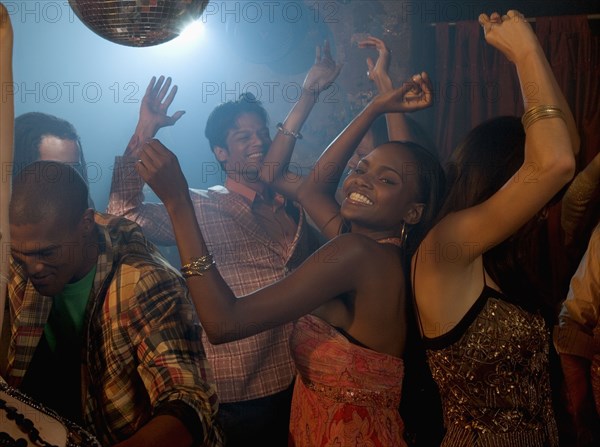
[
  {"x1": 106, "y1": 61, "x2": 338, "y2": 444},
  {"x1": 5, "y1": 161, "x2": 223, "y2": 447}
]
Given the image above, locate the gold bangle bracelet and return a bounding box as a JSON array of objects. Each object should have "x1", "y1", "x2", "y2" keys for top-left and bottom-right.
[
  {"x1": 521, "y1": 105, "x2": 565, "y2": 131},
  {"x1": 181, "y1": 254, "x2": 216, "y2": 278}
]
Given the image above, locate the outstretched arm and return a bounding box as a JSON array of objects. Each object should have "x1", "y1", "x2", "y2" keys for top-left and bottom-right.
[
  {"x1": 359, "y1": 36, "x2": 417, "y2": 142},
  {"x1": 297, "y1": 73, "x2": 433, "y2": 239},
  {"x1": 107, "y1": 76, "x2": 185, "y2": 244},
  {"x1": 424, "y1": 11, "x2": 576, "y2": 264},
  {"x1": 261, "y1": 41, "x2": 341, "y2": 199},
  {"x1": 413, "y1": 10, "x2": 576, "y2": 341},
  {"x1": 125, "y1": 76, "x2": 185, "y2": 159},
  {"x1": 113, "y1": 416, "x2": 193, "y2": 447},
  {"x1": 137, "y1": 140, "x2": 376, "y2": 344}
]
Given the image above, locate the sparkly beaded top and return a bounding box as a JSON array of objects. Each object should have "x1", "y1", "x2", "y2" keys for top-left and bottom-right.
[{"x1": 423, "y1": 288, "x2": 559, "y2": 446}]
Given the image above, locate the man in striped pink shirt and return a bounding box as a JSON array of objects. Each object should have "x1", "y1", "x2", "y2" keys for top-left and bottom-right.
[{"x1": 107, "y1": 58, "x2": 339, "y2": 444}]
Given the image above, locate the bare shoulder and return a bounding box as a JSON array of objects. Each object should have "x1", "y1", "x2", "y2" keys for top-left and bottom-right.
[
  {"x1": 415, "y1": 209, "x2": 485, "y2": 269},
  {"x1": 314, "y1": 233, "x2": 401, "y2": 274}
]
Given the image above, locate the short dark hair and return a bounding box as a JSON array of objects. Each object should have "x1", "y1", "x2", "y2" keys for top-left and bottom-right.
[
  {"x1": 10, "y1": 161, "x2": 90, "y2": 230},
  {"x1": 439, "y1": 116, "x2": 555, "y2": 318},
  {"x1": 13, "y1": 112, "x2": 87, "y2": 182},
  {"x1": 204, "y1": 92, "x2": 269, "y2": 152}
]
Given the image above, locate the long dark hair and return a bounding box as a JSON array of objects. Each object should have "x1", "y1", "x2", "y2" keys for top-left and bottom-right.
[
  {"x1": 440, "y1": 116, "x2": 554, "y2": 319},
  {"x1": 440, "y1": 116, "x2": 525, "y2": 217},
  {"x1": 394, "y1": 140, "x2": 446, "y2": 446}
]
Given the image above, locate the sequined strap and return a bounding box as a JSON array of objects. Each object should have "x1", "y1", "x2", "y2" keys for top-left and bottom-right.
[{"x1": 301, "y1": 377, "x2": 401, "y2": 408}]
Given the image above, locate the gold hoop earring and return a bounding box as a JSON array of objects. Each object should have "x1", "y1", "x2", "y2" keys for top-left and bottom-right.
[{"x1": 400, "y1": 221, "x2": 407, "y2": 246}]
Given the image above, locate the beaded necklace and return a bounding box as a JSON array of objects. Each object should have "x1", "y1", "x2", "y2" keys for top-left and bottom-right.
[
  {"x1": 0, "y1": 397, "x2": 58, "y2": 447},
  {"x1": 376, "y1": 236, "x2": 403, "y2": 248}
]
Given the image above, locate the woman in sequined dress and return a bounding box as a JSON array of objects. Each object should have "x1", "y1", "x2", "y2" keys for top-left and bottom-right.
[
  {"x1": 137, "y1": 78, "x2": 445, "y2": 446},
  {"x1": 411, "y1": 10, "x2": 580, "y2": 446}
]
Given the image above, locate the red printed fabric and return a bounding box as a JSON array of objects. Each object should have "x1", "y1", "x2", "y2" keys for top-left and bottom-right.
[{"x1": 289, "y1": 315, "x2": 406, "y2": 447}]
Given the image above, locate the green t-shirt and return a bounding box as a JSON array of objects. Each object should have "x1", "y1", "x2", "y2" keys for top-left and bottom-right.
[
  {"x1": 21, "y1": 266, "x2": 96, "y2": 425},
  {"x1": 44, "y1": 265, "x2": 96, "y2": 352}
]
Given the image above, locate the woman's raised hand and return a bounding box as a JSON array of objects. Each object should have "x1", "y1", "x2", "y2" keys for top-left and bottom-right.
[
  {"x1": 136, "y1": 139, "x2": 191, "y2": 209},
  {"x1": 373, "y1": 72, "x2": 433, "y2": 114},
  {"x1": 358, "y1": 35, "x2": 393, "y2": 92},
  {"x1": 302, "y1": 40, "x2": 342, "y2": 96},
  {"x1": 479, "y1": 10, "x2": 539, "y2": 64}
]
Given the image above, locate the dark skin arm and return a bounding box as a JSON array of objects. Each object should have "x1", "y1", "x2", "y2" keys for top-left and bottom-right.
[
  {"x1": 113, "y1": 416, "x2": 192, "y2": 447},
  {"x1": 137, "y1": 140, "x2": 384, "y2": 344},
  {"x1": 358, "y1": 35, "x2": 416, "y2": 142}
]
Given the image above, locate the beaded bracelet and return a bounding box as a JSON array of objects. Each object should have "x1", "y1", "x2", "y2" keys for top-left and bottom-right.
[
  {"x1": 521, "y1": 105, "x2": 565, "y2": 131},
  {"x1": 276, "y1": 123, "x2": 303, "y2": 140},
  {"x1": 181, "y1": 254, "x2": 216, "y2": 278}
]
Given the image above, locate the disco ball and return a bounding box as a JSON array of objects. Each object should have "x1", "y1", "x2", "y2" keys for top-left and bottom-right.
[{"x1": 69, "y1": 0, "x2": 209, "y2": 47}]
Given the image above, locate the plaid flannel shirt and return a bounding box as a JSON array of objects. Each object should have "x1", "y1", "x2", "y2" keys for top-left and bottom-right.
[
  {"x1": 107, "y1": 157, "x2": 319, "y2": 402},
  {"x1": 5, "y1": 213, "x2": 223, "y2": 446}
]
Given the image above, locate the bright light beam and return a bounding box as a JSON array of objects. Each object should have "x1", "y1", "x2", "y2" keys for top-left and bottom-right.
[
  {"x1": 177, "y1": 20, "x2": 205, "y2": 46},
  {"x1": 133, "y1": 18, "x2": 208, "y2": 60}
]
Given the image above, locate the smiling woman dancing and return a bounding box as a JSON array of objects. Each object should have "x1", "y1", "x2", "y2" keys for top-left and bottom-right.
[{"x1": 136, "y1": 75, "x2": 444, "y2": 446}]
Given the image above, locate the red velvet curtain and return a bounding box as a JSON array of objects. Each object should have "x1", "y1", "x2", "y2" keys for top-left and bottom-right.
[
  {"x1": 536, "y1": 16, "x2": 600, "y2": 168},
  {"x1": 426, "y1": 15, "x2": 600, "y2": 303},
  {"x1": 430, "y1": 15, "x2": 599, "y2": 165},
  {"x1": 432, "y1": 20, "x2": 521, "y2": 161}
]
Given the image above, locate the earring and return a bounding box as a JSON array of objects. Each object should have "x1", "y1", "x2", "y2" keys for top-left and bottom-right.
[{"x1": 400, "y1": 221, "x2": 407, "y2": 246}]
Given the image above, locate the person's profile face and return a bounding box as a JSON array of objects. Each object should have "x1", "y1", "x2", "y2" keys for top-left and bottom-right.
[{"x1": 10, "y1": 216, "x2": 87, "y2": 297}]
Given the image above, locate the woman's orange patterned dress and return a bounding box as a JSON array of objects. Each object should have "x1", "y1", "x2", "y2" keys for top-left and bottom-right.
[{"x1": 289, "y1": 315, "x2": 406, "y2": 447}]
